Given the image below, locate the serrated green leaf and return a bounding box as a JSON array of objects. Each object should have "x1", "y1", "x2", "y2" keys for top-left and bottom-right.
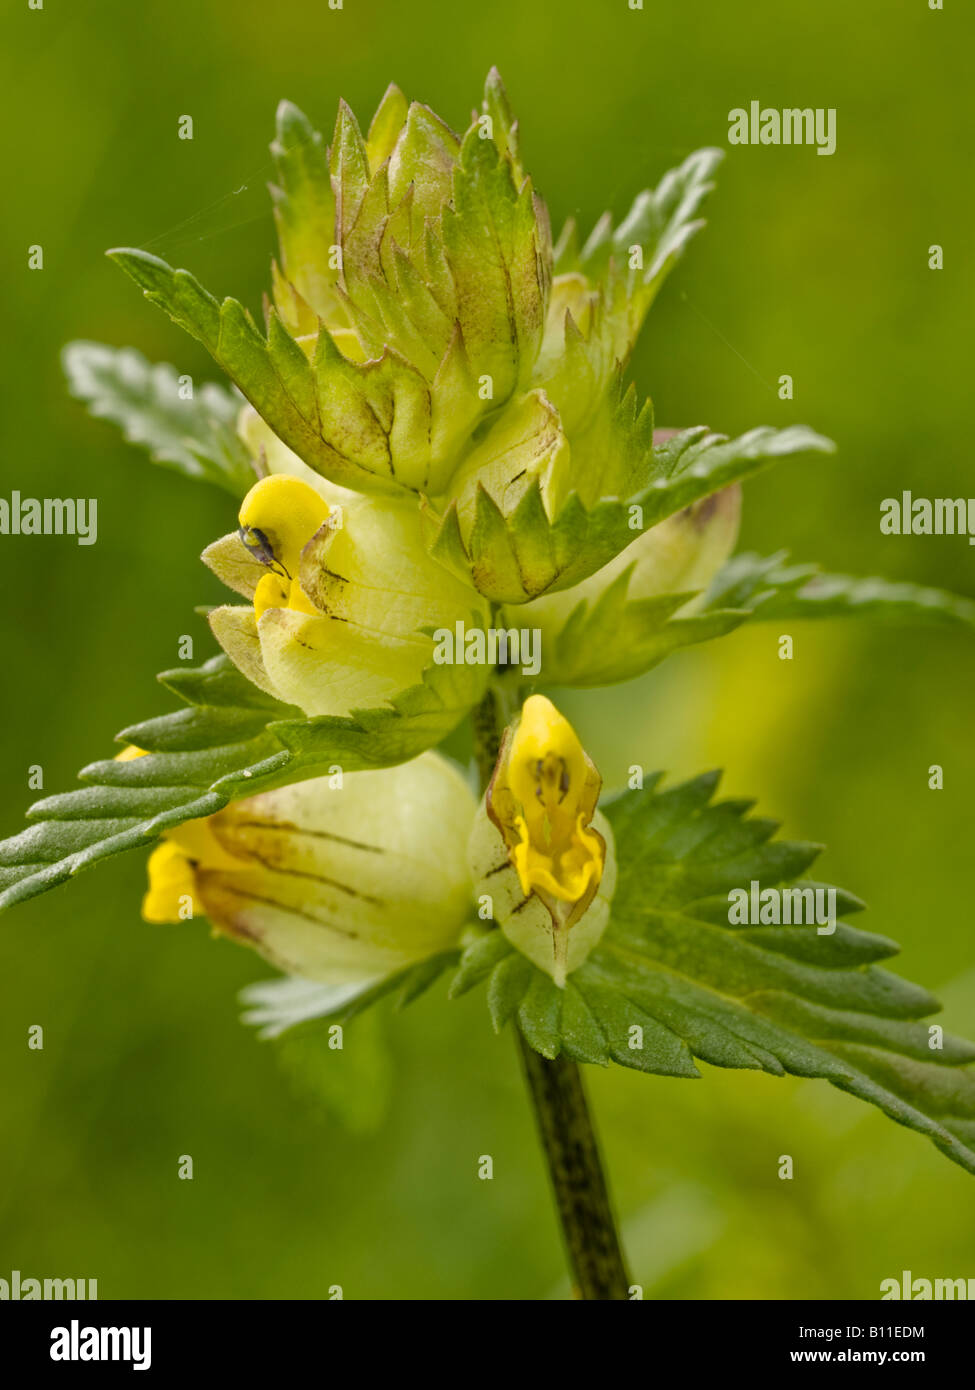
[
  {"x1": 522, "y1": 546, "x2": 975, "y2": 689},
  {"x1": 425, "y1": 423, "x2": 835, "y2": 603},
  {"x1": 540, "y1": 147, "x2": 722, "y2": 432},
  {"x1": 240, "y1": 974, "x2": 383, "y2": 1038},
  {"x1": 558, "y1": 982, "x2": 610, "y2": 1066},
  {"x1": 482, "y1": 67, "x2": 523, "y2": 178},
  {"x1": 465, "y1": 772, "x2": 975, "y2": 1175},
  {"x1": 62, "y1": 342, "x2": 256, "y2": 497},
  {"x1": 106, "y1": 248, "x2": 353, "y2": 484},
  {"x1": 488, "y1": 952, "x2": 535, "y2": 1031},
  {"x1": 330, "y1": 99, "x2": 371, "y2": 244},
  {"x1": 449, "y1": 929, "x2": 515, "y2": 997},
  {"x1": 528, "y1": 566, "x2": 748, "y2": 686},
  {"x1": 239, "y1": 952, "x2": 459, "y2": 1041},
  {"x1": 706, "y1": 550, "x2": 975, "y2": 630},
  {"x1": 366, "y1": 83, "x2": 409, "y2": 171},
  {"x1": 108, "y1": 247, "x2": 485, "y2": 497},
  {"x1": 0, "y1": 656, "x2": 481, "y2": 916},
  {"x1": 387, "y1": 101, "x2": 460, "y2": 235},
  {"x1": 517, "y1": 971, "x2": 564, "y2": 1058}
]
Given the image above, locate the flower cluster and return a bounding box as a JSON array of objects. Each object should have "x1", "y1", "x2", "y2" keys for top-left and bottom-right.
[
  {"x1": 108, "y1": 72, "x2": 819, "y2": 999},
  {"x1": 113, "y1": 71, "x2": 762, "y2": 734}
]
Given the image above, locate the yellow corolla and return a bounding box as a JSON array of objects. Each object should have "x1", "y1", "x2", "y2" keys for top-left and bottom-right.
[
  {"x1": 203, "y1": 471, "x2": 491, "y2": 721},
  {"x1": 237, "y1": 473, "x2": 331, "y2": 620},
  {"x1": 469, "y1": 695, "x2": 616, "y2": 986},
  {"x1": 501, "y1": 696, "x2": 605, "y2": 911},
  {"x1": 142, "y1": 819, "x2": 246, "y2": 924}
]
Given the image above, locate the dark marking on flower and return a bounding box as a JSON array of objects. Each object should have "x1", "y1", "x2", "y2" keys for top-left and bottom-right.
[
  {"x1": 214, "y1": 884, "x2": 361, "y2": 937},
  {"x1": 532, "y1": 753, "x2": 569, "y2": 806},
  {"x1": 229, "y1": 820, "x2": 388, "y2": 854},
  {"x1": 307, "y1": 566, "x2": 350, "y2": 614},
  {"x1": 229, "y1": 846, "x2": 384, "y2": 904},
  {"x1": 688, "y1": 493, "x2": 721, "y2": 529}
]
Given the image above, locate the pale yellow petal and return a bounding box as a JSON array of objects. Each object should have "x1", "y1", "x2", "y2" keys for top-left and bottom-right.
[{"x1": 208, "y1": 604, "x2": 282, "y2": 702}]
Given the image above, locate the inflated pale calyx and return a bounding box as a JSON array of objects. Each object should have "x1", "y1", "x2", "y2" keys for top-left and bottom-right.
[{"x1": 143, "y1": 753, "x2": 477, "y2": 986}]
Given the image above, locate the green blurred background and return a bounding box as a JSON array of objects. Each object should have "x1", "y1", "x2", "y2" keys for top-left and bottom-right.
[{"x1": 2, "y1": 0, "x2": 973, "y2": 1299}]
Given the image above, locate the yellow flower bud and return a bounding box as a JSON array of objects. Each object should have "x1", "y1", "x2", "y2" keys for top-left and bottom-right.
[
  {"x1": 504, "y1": 697, "x2": 604, "y2": 907},
  {"x1": 142, "y1": 753, "x2": 477, "y2": 985},
  {"x1": 469, "y1": 696, "x2": 616, "y2": 986}
]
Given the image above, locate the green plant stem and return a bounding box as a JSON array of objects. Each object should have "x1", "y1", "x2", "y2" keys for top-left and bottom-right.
[
  {"x1": 472, "y1": 686, "x2": 631, "y2": 1301},
  {"x1": 516, "y1": 1034, "x2": 631, "y2": 1300}
]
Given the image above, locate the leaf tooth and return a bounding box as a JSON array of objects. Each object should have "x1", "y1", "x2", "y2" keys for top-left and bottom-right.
[{"x1": 488, "y1": 952, "x2": 534, "y2": 1032}]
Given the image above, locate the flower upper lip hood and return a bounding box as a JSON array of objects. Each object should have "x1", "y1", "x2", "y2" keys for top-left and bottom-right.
[{"x1": 238, "y1": 473, "x2": 332, "y2": 619}]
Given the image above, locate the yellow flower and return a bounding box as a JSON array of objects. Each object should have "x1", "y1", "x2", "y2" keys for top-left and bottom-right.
[
  {"x1": 112, "y1": 749, "x2": 242, "y2": 925},
  {"x1": 470, "y1": 695, "x2": 616, "y2": 985},
  {"x1": 142, "y1": 819, "x2": 245, "y2": 924},
  {"x1": 501, "y1": 696, "x2": 604, "y2": 911},
  {"x1": 204, "y1": 470, "x2": 490, "y2": 720},
  {"x1": 141, "y1": 753, "x2": 477, "y2": 986}
]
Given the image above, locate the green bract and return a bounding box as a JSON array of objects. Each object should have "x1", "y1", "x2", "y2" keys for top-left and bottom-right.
[
  {"x1": 511, "y1": 480, "x2": 743, "y2": 685},
  {"x1": 107, "y1": 70, "x2": 836, "y2": 615}
]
